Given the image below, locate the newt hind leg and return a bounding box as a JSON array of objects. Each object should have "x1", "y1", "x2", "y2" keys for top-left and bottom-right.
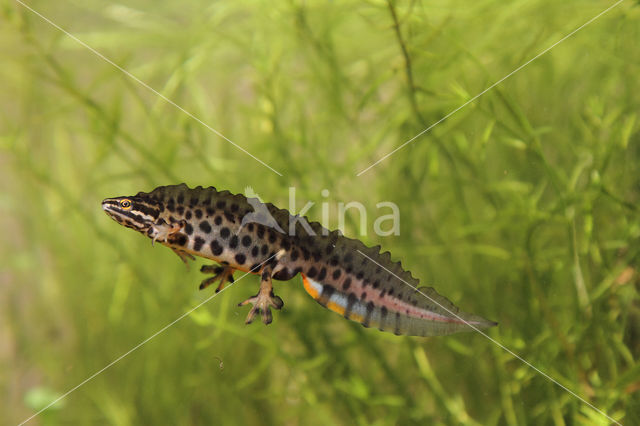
[
  {"x1": 200, "y1": 264, "x2": 236, "y2": 293},
  {"x1": 238, "y1": 267, "x2": 284, "y2": 325}
]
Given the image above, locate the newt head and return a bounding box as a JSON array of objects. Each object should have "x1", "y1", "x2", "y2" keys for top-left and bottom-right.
[{"x1": 102, "y1": 195, "x2": 162, "y2": 237}]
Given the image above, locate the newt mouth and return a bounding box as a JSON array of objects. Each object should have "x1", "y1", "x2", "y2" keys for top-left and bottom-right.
[{"x1": 101, "y1": 198, "x2": 118, "y2": 211}]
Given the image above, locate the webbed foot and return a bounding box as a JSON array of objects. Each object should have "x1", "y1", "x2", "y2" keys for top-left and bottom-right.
[
  {"x1": 238, "y1": 290, "x2": 284, "y2": 325},
  {"x1": 200, "y1": 264, "x2": 236, "y2": 293},
  {"x1": 149, "y1": 218, "x2": 185, "y2": 245}
]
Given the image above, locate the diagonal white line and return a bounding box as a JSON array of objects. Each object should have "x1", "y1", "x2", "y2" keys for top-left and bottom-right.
[
  {"x1": 356, "y1": 0, "x2": 626, "y2": 176},
  {"x1": 355, "y1": 249, "x2": 621, "y2": 425},
  {"x1": 18, "y1": 251, "x2": 282, "y2": 426},
  {"x1": 14, "y1": 0, "x2": 283, "y2": 177}
]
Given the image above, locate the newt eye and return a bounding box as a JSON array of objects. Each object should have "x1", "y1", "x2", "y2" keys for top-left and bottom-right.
[{"x1": 120, "y1": 199, "x2": 132, "y2": 210}]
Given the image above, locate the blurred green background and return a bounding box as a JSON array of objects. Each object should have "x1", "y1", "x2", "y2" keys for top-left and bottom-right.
[{"x1": 1, "y1": 0, "x2": 639, "y2": 424}]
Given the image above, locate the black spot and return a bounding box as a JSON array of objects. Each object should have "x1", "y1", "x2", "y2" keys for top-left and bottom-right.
[
  {"x1": 250, "y1": 263, "x2": 261, "y2": 272},
  {"x1": 361, "y1": 292, "x2": 367, "y2": 300},
  {"x1": 210, "y1": 240, "x2": 223, "y2": 255},
  {"x1": 307, "y1": 267, "x2": 318, "y2": 278},
  {"x1": 220, "y1": 227, "x2": 230, "y2": 239},
  {"x1": 342, "y1": 278, "x2": 351, "y2": 290},
  {"x1": 216, "y1": 200, "x2": 226, "y2": 209},
  {"x1": 373, "y1": 280, "x2": 380, "y2": 289},
  {"x1": 247, "y1": 223, "x2": 254, "y2": 232},
  {"x1": 321, "y1": 285, "x2": 335, "y2": 303},
  {"x1": 214, "y1": 216, "x2": 223, "y2": 225},
  {"x1": 388, "y1": 289, "x2": 394, "y2": 296},
  {"x1": 380, "y1": 306, "x2": 388, "y2": 318},
  {"x1": 199, "y1": 221, "x2": 212, "y2": 233},
  {"x1": 185, "y1": 211, "x2": 192, "y2": 220},
  {"x1": 189, "y1": 197, "x2": 198, "y2": 207},
  {"x1": 177, "y1": 194, "x2": 184, "y2": 204},
  {"x1": 235, "y1": 254, "x2": 246, "y2": 264},
  {"x1": 366, "y1": 301, "x2": 375, "y2": 314},
  {"x1": 251, "y1": 246, "x2": 259, "y2": 257},
  {"x1": 206, "y1": 207, "x2": 215, "y2": 216},
  {"x1": 257, "y1": 225, "x2": 265, "y2": 239},
  {"x1": 194, "y1": 237, "x2": 205, "y2": 251},
  {"x1": 184, "y1": 223, "x2": 193, "y2": 235},
  {"x1": 167, "y1": 202, "x2": 175, "y2": 213},
  {"x1": 281, "y1": 239, "x2": 291, "y2": 250},
  {"x1": 261, "y1": 245, "x2": 268, "y2": 255},
  {"x1": 175, "y1": 234, "x2": 187, "y2": 246},
  {"x1": 241, "y1": 236, "x2": 252, "y2": 247},
  {"x1": 356, "y1": 272, "x2": 364, "y2": 280},
  {"x1": 302, "y1": 248, "x2": 310, "y2": 260},
  {"x1": 274, "y1": 267, "x2": 294, "y2": 280},
  {"x1": 332, "y1": 269, "x2": 341, "y2": 280},
  {"x1": 229, "y1": 235, "x2": 238, "y2": 248},
  {"x1": 230, "y1": 203, "x2": 239, "y2": 212},
  {"x1": 176, "y1": 206, "x2": 185, "y2": 215},
  {"x1": 330, "y1": 256, "x2": 339, "y2": 266},
  {"x1": 345, "y1": 293, "x2": 358, "y2": 318},
  {"x1": 268, "y1": 232, "x2": 277, "y2": 243},
  {"x1": 262, "y1": 270, "x2": 270, "y2": 280},
  {"x1": 291, "y1": 250, "x2": 299, "y2": 261},
  {"x1": 293, "y1": 267, "x2": 303, "y2": 275},
  {"x1": 346, "y1": 266, "x2": 353, "y2": 273},
  {"x1": 363, "y1": 301, "x2": 375, "y2": 327},
  {"x1": 195, "y1": 209, "x2": 203, "y2": 219},
  {"x1": 318, "y1": 268, "x2": 327, "y2": 281},
  {"x1": 224, "y1": 212, "x2": 235, "y2": 223}
]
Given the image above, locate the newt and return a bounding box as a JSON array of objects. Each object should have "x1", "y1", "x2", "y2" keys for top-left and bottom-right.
[{"x1": 102, "y1": 184, "x2": 496, "y2": 336}]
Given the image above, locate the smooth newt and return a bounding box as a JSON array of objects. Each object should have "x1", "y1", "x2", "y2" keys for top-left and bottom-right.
[{"x1": 102, "y1": 184, "x2": 496, "y2": 336}]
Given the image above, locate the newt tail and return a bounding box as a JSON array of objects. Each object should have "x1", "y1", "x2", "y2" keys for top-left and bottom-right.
[{"x1": 102, "y1": 184, "x2": 497, "y2": 337}]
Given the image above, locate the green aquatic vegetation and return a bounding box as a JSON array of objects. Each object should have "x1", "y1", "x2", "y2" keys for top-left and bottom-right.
[{"x1": 1, "y1": 0, "x2": 638, "y2": 424}]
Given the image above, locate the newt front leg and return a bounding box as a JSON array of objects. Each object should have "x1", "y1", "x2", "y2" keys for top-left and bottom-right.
[
  {"x1": 147, "y1": 218, "x2": 195, "y2": 265},
  {"x1": 238, "y1": 266, "x2": 284, "y2": 325},
  {"x1": 147, "y1": 218, "x2": 184, "y2": 245}
]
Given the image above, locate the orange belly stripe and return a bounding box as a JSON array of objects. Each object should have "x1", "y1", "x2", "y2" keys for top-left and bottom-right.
[
  {"x1": 301, "y1": 274, "x2": 320, "y2": 300},
  {"x1": 302, "y1": 274, "x2": 365, "y2": 322}
]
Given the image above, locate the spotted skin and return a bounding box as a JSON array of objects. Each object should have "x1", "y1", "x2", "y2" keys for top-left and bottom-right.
[{"x1": 102, "y1": 184, "x2": 497, "y2": 336}]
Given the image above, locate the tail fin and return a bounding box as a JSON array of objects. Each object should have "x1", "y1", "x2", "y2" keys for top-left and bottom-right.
[{"x1": 302, "y1": 274, "x2": 496, "y2": 337}]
